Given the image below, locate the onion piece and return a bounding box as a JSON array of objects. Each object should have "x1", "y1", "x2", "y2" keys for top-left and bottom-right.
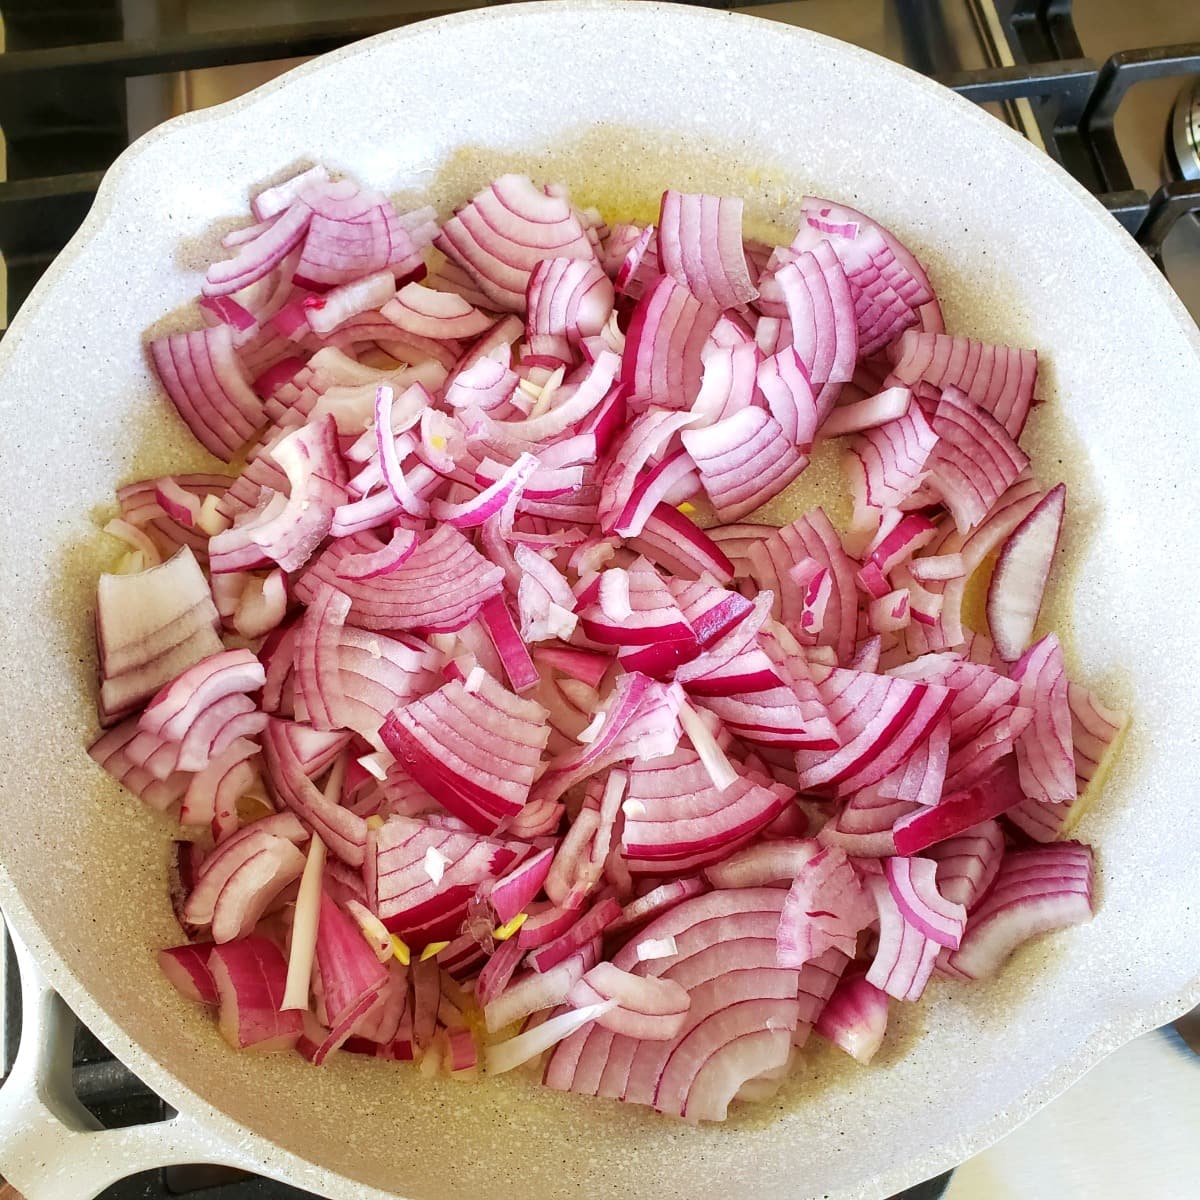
[
  {"x1": 1011, "y1": 634, "x2": 1076, "y2": 804},
  {"x1": 488, "y1": 1000, "x2": 616, "y2": 1074},
  {"x1": 682, "y1": 406, "x2": 807, "y2": 523},
  {"x1": 892, "y1": 759, "x2": 1027, "y2": 855},
  {"x1": 925, "y1": 387, "x2": 1030, "y2": 534},
  {"x1": 436, "y1": 174, "x2": 597, "y2": 312},
  {"x1": 888, "y1": 329, "x2": 1038, "y2": 439},
  {"x1": 568, "y1": 963, "x2": 690, "y2": 1040},
  {"x1": 814, "y1": 972, "x2": 889, "y2": 1063},
  {"x1": 657, "y1": 190, "x2": 758, "y2": 310},
  {"x1": 987, "y1": 483, "x2": 1066, "y2": 661},
  {"x1": 282, "y1": 834, "x2": 327, "y2": 1011},
  {"x1": 776, "y1": 845, "x2": 876, "y2": 967},
  {"x1": 158, "y1": 944, "x2": 218, "y2": 1005},
  {"x1": 925, "y1": 820, "x2": 1005, "y2": 911},
  {"x1": 209, "y1": 936, "x2": 303, "y2": 1051},
  {"x1": 379, "y1": 672, "x2": 550, "y2": 834},
  {"x1": 944, "y1": 843, "x2": 1093, "y2": 979},
  {"x1": 622, "y1": 275, "x2": 720, "y2": 412},
  {"x1": 864, "y1": 874, "x2": 939, "y2": 1001},
  {"x1": 884, "y1": 855, "x2": 966, "y2": 949}
]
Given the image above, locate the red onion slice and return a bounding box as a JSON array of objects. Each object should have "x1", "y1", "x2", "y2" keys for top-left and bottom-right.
[
  {"x1": 864, "y1": 874, "x2": 939, "y2": 1001},
  {"x1": 568, "y1": 962, "x2": 690, "y2": 1040},
  {"x1": 925, "y1": 819, "x2": 1005, "y2": 910},
  {"x1": 209, "y1": 936, "x2": 302, "y2": 1051},
  {"x1": 379, "y1": 672, "x2": 550, "y2": 834},
  {"x1": 436, "y1": 174, "x2": 597, "y2": 312},
  {"x1": 813, "y1": 971, "x2": 889, "y2": 1063},
  {"x1": 657, "y1": 190, "x2": 758, "y2": 311},
  {"x1": 622, "y1": 275, "x2": 720, "y2": 412},
  {"x1": 682, "y1": 406, "x2": 807, "y2": 522},
  {"x1": 944, "y1": 843, "x2": 1093, "y2": 980},
  {"x1": 776, "y1": 845, "x2": 876, "y2": 966},
  {"x1": 925, "y1": 387, "x2": 1031, "y2": 534},
  {"x1": 888, "y1": 329, "x2": 1038, "y2": 440},
  {"x1": 1010, "y1": 633, "x2": 1076, "y2": 804},
  {"x1": 884, "y1": 855, "x2": 967, "y2": 949}
]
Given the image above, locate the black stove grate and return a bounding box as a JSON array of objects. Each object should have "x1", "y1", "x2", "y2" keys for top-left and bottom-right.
[{"x1": 0, "y1": 1, "x2": 1194, "y2": 1196}]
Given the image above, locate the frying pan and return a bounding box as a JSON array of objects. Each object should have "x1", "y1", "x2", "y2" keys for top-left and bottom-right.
[{"x1": 0, "y1": 3, "x2": 1198, "y2": 1198}]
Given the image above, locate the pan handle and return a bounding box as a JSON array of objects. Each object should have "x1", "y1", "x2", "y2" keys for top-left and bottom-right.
[{"x1": 0, "y1": 927, "x2": 256, "y2": 1200}]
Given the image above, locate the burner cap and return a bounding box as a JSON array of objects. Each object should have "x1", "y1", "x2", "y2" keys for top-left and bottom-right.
[{"x1": 1167, "y1": 77, "x2": 1200, "y2": 182}]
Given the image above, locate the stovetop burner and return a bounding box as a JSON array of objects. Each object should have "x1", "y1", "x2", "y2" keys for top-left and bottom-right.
[{"x1": 1168, "y1": 77, "x2": 1200, "y2": 182}]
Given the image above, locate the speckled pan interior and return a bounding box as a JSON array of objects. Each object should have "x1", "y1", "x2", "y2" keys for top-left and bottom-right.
[{"x1": 0, "y1": 3, "x2": 1198, "y2": 1198}]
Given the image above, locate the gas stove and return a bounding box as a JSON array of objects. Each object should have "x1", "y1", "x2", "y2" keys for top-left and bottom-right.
[{"x1": 0, "y1": 3, "x2": 1196, "y2": 1199}]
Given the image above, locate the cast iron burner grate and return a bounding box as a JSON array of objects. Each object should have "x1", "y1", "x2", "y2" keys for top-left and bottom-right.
[{"x1": 0, "y1": 0, "x2": 1194, "y2": 1195}]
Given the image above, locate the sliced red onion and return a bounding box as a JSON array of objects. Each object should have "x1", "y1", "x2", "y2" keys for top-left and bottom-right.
[
  {"x1": 580, "y1": 558, "x2": 698, "y2": 678},
  {"x1": 180, "y1": 736, "x2": 258, "y2": 832},
  {"x1": 864, "y1": 874, "x2": 939, "y2": 1001},
  {"x1": 533, "y1": 645, "x2": 611, "y2": 690},
  {"x1": 489, "y1": 999, "x2": 615, "y2": 1074},
  {"x1": 251, "y1": 165, "x2": 329, "y2": 221},
  {"x1": 925, "y1": 819, "x2": 1005, "y2": 910},
  {"x1": 379, "y1": 672, "x2": 550, "y2": 833},
  {"x1": 531, "y1": 672, "x2": 681, "y2": 807},
  {"x1": 776, "y1": 845, "x2": 876, "y2": 967},
  {"x1": 486, "y1": 845, "x2": 556, "y2": 926},
  {"x1": 633, "y1": 503, "x2": 735, "y2": 585},
  {"x1": 303, "y1": 269, "x2": 396, "y2": 335},
  {"x1": 382, "y1": 283, "x2": 493, "y2": 341},
  {"x1": 484, "y1": 939, "x2": 600, "y2": 1031},
  {"x1": 204, "y1": 202, "x2": 312, "y2": 298},
  {"x1": 622, "y1": 275, "x2": 720, "y2": 412},
  {"x1": 657, "y1": 190, "x2": 758, "y2": 310},
  {"x1": 209, "y1": 936, "x2": 303, "y2": 1051},
  {"x1": 526, "y1": 257, "x2": 615, "y2": 358},
  {"x1": 261, "y1": 718, "x2": 368, "y2": 866},
  {"x1": 436, "y1": 174, "x2": 597, "y2": 312},
  {"x1": 691, "y1": 342, "x2": 760, "y2": 427},
  {"x1": 95, "y1": 548, "x2": 223, "y2": 725},
  {"x1": 316, "y1": 891, "x2": 389, "y2": 1027},
  {"x1": 568, "y1": 963, "x2": 690, "y2": 1040},
  {"x1": 445, "y1": 354, "x2": 519, "y2": 412},
  {"x1": 702, "y1": 837, "x2": 821, "y2": 889},
  {"x1": 297, "y1": 525, "x2": 504, "y2": 633},
  {"x1": 888, "y1": 329, "x2": 1038, "y2": 439},
  {"x1": 527, "y1": 897, "x2": 622, "y2": 972},
  {"x1": 149, "y1": 324, "x2": 266, "y2": 461},
  {"x1": 211, "y1": 416, "x2": 347, "y2": 574},
  {"x1": 793, "y1": 666, "x2": 952, "y2": 795},
  {"x1": 682, "y1": 406, "x2": 807, "y2": 522},
  {"x1": 772, "y1": 241, "x2": 858, "y2": 411},
  {"x1": 335, "y1": 527, "x2": 418, "y2": 581},
  {"x1": 158, "y1": 943, "x2": 218, "y2": 1005},
  {"x1": 944, "y1": 843, "x2": 1093, "y2": 980},
  {"x1": 746, "y1": 510, "x2": 858, "y2": 663},
  {"x1": 547, "y1": 888, "x2": 800, "y2": 1121},
  {"x1": 813, "y1": 971, "x2": 889, "y2": 1063},
  {"x1": 925, "y1": 387, "x2": 1030, "y2": 534},
  {"x1": 987, "y1": 483, "x2": 1066, "y2": 661},
  {"x1": 821, "y1": 386, "x2": 912, "y2": 438},
  {"x1": 845, "y1": 403, "x2": 938, "y2": 516},
  {"x1": 885, "y1": 855, "x2": 966, "y2": 949},
  {"x1": 892, "y1": 759, "x2": 1027, "y2": 855},
  {"x1": 373, "y1": 816, "x2": 517, "y2": 948},
  {"x1": 1010, "y1": 633, "x2": 1075, "y2": 804},
  {"x1": 295, "y1": 186, "x2": 426, "y2": 289},
  {"x1": 622, "y1": 745, "x2": 789, "y2": 871},
  {"x1": 432, "y1": 452, "x2": 539, "y2": 529},
  {"x1": 756, "y1": 347, "x2": 819, "y2": 448}
]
